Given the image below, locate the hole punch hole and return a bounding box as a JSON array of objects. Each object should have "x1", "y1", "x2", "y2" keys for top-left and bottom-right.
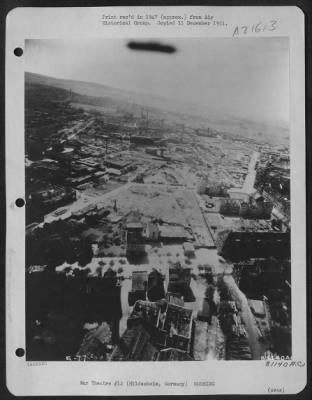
[
  {"x1": 15, "y1": 198, "x2": 25, "y2": 207},
  {"x1": 15, "y1": 348, "x2": 25, "y2": 357},
  {"x1": 14, "y1": 47, "x2": 23, "y2": 57}
]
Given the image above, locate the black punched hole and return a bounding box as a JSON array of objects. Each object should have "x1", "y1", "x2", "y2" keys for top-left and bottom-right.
[
  {"x1": 15, "y1": 198, "x2": 25, "y2": 207},
  {"x1": 15, "y1": 348, "x2": 25, "y2": 357},
  {"x1": 14, "y1": 47, "x2": 23, "y2": 57}
]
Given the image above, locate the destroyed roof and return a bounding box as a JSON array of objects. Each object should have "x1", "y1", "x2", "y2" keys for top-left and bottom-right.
[
  {"x1": 218, "y1": 217, "x2": 276, "y2": 233},
  {"x1": 93, "y1": 322, "x2": 112, "y2": 344},
  {"x1": 232, "y1": 219, "x2": 275, "y2": 232}
]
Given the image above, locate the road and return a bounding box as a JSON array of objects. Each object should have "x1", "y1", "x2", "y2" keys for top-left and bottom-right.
[
  {"x1": 66, "y1": 119, "x2": 95, "y2": 141},
  {"x1": 43, "y1": 182, "x2": 133, "y2": 224},
  {"x1": 223, "y1": 274, "x2": 265, "y2": 360},
  {"x1": 242, "y1": 151, "x2": 259, "y2": 193}
]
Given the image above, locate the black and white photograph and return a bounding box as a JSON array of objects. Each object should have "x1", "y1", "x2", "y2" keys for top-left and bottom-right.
[
  {"x1": 5, "y1": 5, "x2": 306, "y2": 396},
  {"x1": 24, "y1": 37, "x2": 291, "y2": 362}
]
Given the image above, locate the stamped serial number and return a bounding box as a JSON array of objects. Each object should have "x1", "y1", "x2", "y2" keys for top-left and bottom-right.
[
  {"x1": 27, "y1": 361, "x2": 47, "y2": 366},
  {"x1": 194, "y1": 381, "x2": 215, "y2": 386}
]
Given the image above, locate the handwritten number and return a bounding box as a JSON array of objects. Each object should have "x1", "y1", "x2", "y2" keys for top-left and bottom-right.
[
  {"x1": 255, "y1": 22, "x2": 262, "y2": 33},
  {"x1": 269, "y1": 20, "x2": 277, "y2": 31},
  {"x1": 233, "y1": 20, "x2": 277, "y2": 37}
]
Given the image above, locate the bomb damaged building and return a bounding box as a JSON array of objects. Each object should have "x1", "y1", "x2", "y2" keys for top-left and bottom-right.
[
  {"x1": 215, "y1": 219, "x2": 290, "y2": 260},
  {"x1": 111, "y1": 299, "x2": 193, "y2": 361}
]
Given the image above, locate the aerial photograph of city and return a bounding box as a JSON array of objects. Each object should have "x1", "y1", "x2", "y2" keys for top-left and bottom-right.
[{"x1": 25, "y1": 38, "x2": 291, "y2": 362}]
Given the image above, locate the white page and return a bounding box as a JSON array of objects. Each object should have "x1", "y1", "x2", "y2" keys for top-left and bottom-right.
[{"x1": 6, "y1": 6, "x2": 306, "y2": 396}]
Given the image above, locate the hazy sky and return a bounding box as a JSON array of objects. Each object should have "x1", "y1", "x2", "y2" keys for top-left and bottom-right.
[{"x1": 25, "y1": 38, "x2": 289, "y2": 126}]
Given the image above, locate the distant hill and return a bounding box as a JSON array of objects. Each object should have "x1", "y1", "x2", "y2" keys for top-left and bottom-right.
[{"x1": 25, "y1": 72, "x2": 289, "y2": 145}]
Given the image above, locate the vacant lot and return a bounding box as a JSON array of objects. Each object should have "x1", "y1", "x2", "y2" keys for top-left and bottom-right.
[{"x1": 106, "y1": 184, "x2": 189, "y2": 226}]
